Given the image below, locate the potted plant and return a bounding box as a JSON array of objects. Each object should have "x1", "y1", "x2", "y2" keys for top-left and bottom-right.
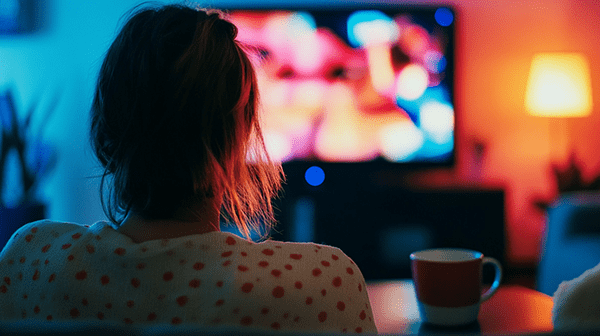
[
  {"x1": 534, "y1": 153, "x2": 600, "y2": 211},
  {"x1": 0, "y1": 88, "x2": 57, "y2": 250}
]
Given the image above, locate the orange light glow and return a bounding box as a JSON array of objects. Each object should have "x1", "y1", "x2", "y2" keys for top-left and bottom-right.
[{"x1": 525, "y1": 53, "x2": 593, "y2": 117}]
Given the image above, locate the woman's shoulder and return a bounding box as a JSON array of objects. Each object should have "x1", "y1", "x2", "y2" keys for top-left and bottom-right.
[
  {"x1": 1, "y1": 220, "x2": 95, "y2": 255},
  {"x1": 225, "y1": 233, "x2": 358, "y2": 267},
  {"x1": 223, "y1": 232, "x2": 348, "y2": 257},
  {"x1": 14, "y1": 219, "x2": 95, "y2": 238},
  {"x1": 259, "y1": 239, "x2": 348, "y2": 258}
]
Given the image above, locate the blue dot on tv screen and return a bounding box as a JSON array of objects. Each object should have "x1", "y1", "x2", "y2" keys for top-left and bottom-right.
[
  {"x1": 435, "y1": 8, "x2": 454, "y2": 27},
  {"x1": 305, "y1": 166, "x2": 325, "y2": 186}
]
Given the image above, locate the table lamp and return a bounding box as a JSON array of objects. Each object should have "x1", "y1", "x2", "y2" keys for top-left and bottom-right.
[{"x1": 524, "y1": 53, "x2": 593, "y2": 163}]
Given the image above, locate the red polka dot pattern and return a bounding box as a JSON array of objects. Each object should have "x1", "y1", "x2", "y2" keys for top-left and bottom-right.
[
  {"x1": 189, "y1": 279, "x2": 200, "y2": 288},
  {"x1": 0, "y1": 224, "x2": 376, "y2": 333},
  {"x1": 176, "y1": 296, "x2": 188, "y2": 306},
  {"x1": 163, "y1": 272, "x2": 174, "y2": 281},
  {"x1": 332, "y1": 277, "x2": 342, "y2": 287},
  {"x1": 241, "y1": 283, "x2": 253, "y2": 293},
  {"x1": 241, "y1": 316, "x2": 252, "y2": 326},
  {"x1": 75, "y1": 270, "x2": 87, "y2": 281},
  {"x1": 272, "y1": 286, "x2": 284, "y2": 298}
]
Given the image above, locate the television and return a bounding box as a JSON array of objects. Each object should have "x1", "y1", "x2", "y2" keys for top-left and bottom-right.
[
  {"x1": 226, "y1": 4, "x2": 456, "y2": 176},
  {"x1": 220, "y1": 5, "x2": 460, "y2": 277}
]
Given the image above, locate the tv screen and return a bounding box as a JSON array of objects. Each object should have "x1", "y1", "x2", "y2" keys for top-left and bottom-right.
[{"x1": 227, "y1": 5, "x2": 455, "y2": 166}]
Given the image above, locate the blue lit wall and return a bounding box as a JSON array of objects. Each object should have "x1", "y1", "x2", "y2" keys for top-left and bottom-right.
[
  {"x1": 0, "y1": 0, "x2": 343, "y2": 225},
  {"x1": 0, "y1": 0, "x2": 181, "y2": 223}
]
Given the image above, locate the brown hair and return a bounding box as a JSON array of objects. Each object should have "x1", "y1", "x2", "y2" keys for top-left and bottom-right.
[{"x1": 90, "y1": 4, "x2": 282, "y2": 239}]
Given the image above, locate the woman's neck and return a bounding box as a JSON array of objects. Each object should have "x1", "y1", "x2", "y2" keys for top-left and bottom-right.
[{"x1": 116, "y1": 199, "x2": 221, "y2": 243}]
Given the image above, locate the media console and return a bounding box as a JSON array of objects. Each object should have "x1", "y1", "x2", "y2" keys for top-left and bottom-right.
[{"x1": 272, "y1": 186, "x2": 505, "y2": 281}]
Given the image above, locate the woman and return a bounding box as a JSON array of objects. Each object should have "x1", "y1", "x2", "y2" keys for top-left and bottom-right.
[{"x1": 0, "y1": 4, "x2": 377, "y2": 334}]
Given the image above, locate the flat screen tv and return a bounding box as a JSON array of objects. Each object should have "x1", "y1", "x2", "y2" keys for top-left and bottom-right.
[{"x1": 225, "y1": 4, "x2": 456, "y2": 175}]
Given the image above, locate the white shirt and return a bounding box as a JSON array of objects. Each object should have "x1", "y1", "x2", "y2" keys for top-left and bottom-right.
[{"x1": 0, "y1": 220, "x2": 377, "y2": 334}]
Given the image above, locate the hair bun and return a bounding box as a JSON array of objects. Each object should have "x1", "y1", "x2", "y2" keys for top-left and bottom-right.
[{"x1": 202, "y1": 10, "x2": 237, "y2": 40}]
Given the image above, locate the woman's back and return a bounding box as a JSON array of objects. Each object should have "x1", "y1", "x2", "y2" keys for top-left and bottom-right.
[
  {"x1": 0, "y1": 220, "x2": 376, "y2": 333},
  {"x1": 0, "y1": 3, "x2": 378, "y2": 334}
]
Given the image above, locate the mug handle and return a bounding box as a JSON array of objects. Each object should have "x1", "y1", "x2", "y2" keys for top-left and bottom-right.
[{"x1": 481, "y1": 257, "x2": 503, "y2": 302}]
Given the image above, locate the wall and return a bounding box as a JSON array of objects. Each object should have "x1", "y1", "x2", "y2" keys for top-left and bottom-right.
[
  {"x1": 402, "y1": 0, "x2": 598, "y2": 265},
  {"x1": 1, "y1": 0, "x2": 597, "y2": 266}
]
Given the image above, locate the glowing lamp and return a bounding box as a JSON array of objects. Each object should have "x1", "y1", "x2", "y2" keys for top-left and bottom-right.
[
  {"x1": 525, "y1": 53, "x2": 593, "y2": 118},
  {"x1": 524, "y1": 53, "x2": 593, "y2": 165}
]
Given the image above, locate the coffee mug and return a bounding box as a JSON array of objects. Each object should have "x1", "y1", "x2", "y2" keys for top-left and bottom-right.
[{"x1": 410, "y1": 248, "x2": 502, "y2": 326}]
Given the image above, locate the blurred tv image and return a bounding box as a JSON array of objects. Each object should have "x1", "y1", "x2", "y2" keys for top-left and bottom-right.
[{"x1": 228, "y1": 6, "x2": 455, "y2": 164}]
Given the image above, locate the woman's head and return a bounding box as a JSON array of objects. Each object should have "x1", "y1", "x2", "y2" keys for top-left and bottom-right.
[{"x1": 90, "y1": 4, "x2": 282, "y2": 238}]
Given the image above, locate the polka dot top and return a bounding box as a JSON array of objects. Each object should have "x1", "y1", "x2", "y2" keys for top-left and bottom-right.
[{"x1": 0, "y1": 220, "x2": 377, "y2": 334}]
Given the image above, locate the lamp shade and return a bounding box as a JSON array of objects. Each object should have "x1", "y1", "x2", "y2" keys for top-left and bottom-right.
[{"x1": 525, "y1": 53, "x2": 593, "y2": 118}]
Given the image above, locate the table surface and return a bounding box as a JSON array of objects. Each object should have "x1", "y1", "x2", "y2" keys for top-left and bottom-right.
[{"x1": 366, "y1": 280, "x2": 554, "y2": 335}]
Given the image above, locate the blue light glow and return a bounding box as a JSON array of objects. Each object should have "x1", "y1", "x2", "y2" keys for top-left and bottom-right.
[
  {"x1": 347, "y1": 10, "x2": 396, "y2": 47},
  {"x1": 424, "y1": 51, "x2": 447, "y2": 74},
  {"x1": 435, "y1": 8, "x2": 454, "y2": 27},
  {"x1": 305, "y1": 166, "x2": 325, "y2": 186}
]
